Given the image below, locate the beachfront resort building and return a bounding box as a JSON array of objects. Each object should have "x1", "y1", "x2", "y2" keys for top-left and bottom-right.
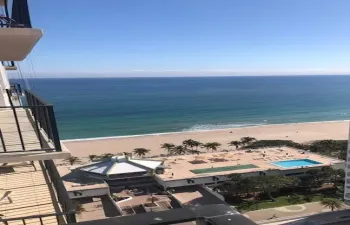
[
  {"x1": 71, "y1": 154, "x2": 164, "y2": 191},
  {"x1": 344, "y1": 124, "x2": 350, "y2": 205},
  {"x1": 63, "y1": 147, "x2": 344, "y2": 191}
]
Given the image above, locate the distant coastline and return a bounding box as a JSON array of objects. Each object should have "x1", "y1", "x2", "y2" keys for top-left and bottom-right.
[
  {"x1": 12, "y1": 76, "x2": 350, "y2": 140},
  {"x1": 62, "y1": 120, "x2": 349, "y2": 158},
  {"x1": 62, "y1": 119, "x2": 349, "y2": 142}
]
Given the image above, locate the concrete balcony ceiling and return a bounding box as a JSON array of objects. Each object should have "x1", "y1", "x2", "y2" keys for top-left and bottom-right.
[{"x1": 0, "y1": 28, "x2": 43, "y2": 61}]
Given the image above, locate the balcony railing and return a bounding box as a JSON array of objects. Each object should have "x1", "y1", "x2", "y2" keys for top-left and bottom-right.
[
  {"x1": 25, "y1": 89, "x2": 62, "y2": 151},
  {"x1": 42, "y1": 160, "x2": 77, "y2": 223},
  {"x1": 0, "y1": 211, "x2": 76, "y2": 225},
  {"x1": 0, "y1": 160, "x2": 76, "y2": 225},
  {"x1": 0, "y1": 86, "x2": 62, "y2": 153}
]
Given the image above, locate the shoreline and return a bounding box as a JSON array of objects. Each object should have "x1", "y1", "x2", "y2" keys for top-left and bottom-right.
[
  {"x1": 62, "y1": 119, "x2": 349, "y2": 142},
  {"x1": 63, "y1": 120, "x2": 350, "y2": 158}
]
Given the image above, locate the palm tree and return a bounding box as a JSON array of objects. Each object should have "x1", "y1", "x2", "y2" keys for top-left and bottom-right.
[
  {"x1": 192, "y1": 140, "x2": 202, "y2": 151},
  {"x1": 240, "y1": 137, "x2": 256, "y2": 146},
  {"x1": 228, "y1": 141, "x2": 241, "y2": 149},
  {"x1": 182, "y1": 139, "x2": 202, "y2": 151},
  {"x1": 321, "y1": 198, "x2": 343, "y2": 211},
  {"x1": 65, "y1": 156, "x2": 79, "y2": 165},
  {"x1": 202, "y1": 142, "x2": 221, "y2": 152},
  {"x1": 160, "y1": 143, "x2": 175, "y2": 155},
  {"x1": 173, "y1": 145, "x2": 187, "y2": 155},
  {"x1": 133, "y1": 148, "x2": 150, "y2": 158},
  {"x1": 101, "y1": 153, "x2": 114, "y2": 159},
  {"x1": 88, "y1": 155, "x2": 97, "y2": 161}
]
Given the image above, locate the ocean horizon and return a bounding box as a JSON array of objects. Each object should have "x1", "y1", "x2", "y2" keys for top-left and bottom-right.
[{"x1": 12, "y1": 75, "x2": 350, "y2": 140}]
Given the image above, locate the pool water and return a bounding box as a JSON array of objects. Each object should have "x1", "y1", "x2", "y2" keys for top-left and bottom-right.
[
  {"x1": 190, "y1": 164, "x2": 258, "y2": 174},
  {"x1": 272, "y1": 159, "x2": 322, "y2": 168}
]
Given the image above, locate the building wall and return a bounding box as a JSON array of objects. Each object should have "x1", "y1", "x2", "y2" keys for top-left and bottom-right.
[
  {"x1": 68, "y1": 187, "x2": 110, "y2": 199},
  {"x1": 201, "y1": 186, "x2": 225, "y2": 201},
  {"x1": 0, "y1": 65, "x2": 10, "y2": 107},
  {"x1": 344, "y1": 122, "x2": 350, "y2": 204},
  {"x1": 157, "y1": 163, "x2": 345, "y2": 189}
]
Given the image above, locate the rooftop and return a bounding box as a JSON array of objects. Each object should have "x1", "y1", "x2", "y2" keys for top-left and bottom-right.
[
  {"x1": 171, "y1": 185, "x2": 227, "y2": 206},
  {"x1": 113, "y1": 186, "x2": 175, "y2": 216},
  {"x1": 75, "y1": 155, "x2": 163, "y2": 177},
  {"x1": 155, "y1": 147, "x2": 343, "y2": 181},
  {"x1": 0, "y1": 161, "x2": 59, "y2": 224},
  {"x1": 57, "y1": 165, "x2": 109, "y2": 192}
]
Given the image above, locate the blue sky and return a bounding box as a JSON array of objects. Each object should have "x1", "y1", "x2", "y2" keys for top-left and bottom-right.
[{"x1": 13, "y1": 0, "x2": 350, "y2": 77}]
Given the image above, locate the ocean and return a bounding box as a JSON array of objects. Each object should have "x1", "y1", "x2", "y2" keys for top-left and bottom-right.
[{"x1": 13, "y1": 76, "x2": 350, "y2": 140}]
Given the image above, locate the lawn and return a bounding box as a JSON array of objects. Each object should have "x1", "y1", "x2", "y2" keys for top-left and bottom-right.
[
  {"x1": 236, "y1": 194, "x2": 323, "y2": 212},
  {"x1": 190, "y1": 164, "x2": 258, "y2": 174}
]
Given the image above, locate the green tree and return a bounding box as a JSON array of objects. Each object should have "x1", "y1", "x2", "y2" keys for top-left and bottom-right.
[
  {"x1": 238, "y1": 177, "x2": 257, "y2": 197},
  {"x1": 321, "y1": 198, "x2": 343, "y2": 211},
  {"x1": 161, "y1": 143, "x2": 175, "y2": 155},
  {"x1": 216, "y1": 180, "x2": 242, "y2": 198},
  {"x1": 228, "y1": 173, "x2": 242, "y2": 182},
  {"x1": 240, "y1": 137, "x2": 256, "y2": 146},
  {"x1": 255, "y1": 175, "x2": 296, "y2": 201},
  {"x1": 193, "y1": 140, "x2": 203, "y2": 150},
  {"x1": 133, "y1": 148, "x2": 150, "y2": 158},
  {"x1": 65, "y1": 156, "x2": 79, "y2": 165},
  {"x1": 306, "y1": 169, "x2": 322, "y2": 185},
  {"x1": 182, "y1": 139, "x2": 202, "y2": 151},
  {"x1": 228, "y1": 141, "x2": 241, "y2": 149},
  {"x1": 173, "y1": 145, "x2": 187, "y2": 155},
  {"x1": 88, "y1": 155, "x2": 97, "y2": 161},
  {"x1": 202, "y1": 142, "x2": 221, "y2": 152},
  {"x1": 288, "y1": 194, "x2": 303, "y2": 204}
]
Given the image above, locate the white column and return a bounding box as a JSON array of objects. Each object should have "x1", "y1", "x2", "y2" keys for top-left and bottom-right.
[
  {"x1": 0, "y1": 64, "x2": 10, "y2": 107},
  {"x1": 344, "y1": 121, "x2": 350, "y2": 205}
]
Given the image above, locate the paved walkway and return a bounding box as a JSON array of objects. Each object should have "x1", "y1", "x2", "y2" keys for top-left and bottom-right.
[{"x1": 243, "y1": 202, "x2": 349, "y2": 222}]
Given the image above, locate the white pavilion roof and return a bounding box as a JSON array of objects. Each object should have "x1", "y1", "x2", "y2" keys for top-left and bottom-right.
[{"x1": 78, "y1": 155, "x2": 163, "y2": 176}]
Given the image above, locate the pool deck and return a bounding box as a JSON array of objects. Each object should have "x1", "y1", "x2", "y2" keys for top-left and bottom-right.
[{"x1": 155, "y1": 147, "x2": 343, "y2": 181}]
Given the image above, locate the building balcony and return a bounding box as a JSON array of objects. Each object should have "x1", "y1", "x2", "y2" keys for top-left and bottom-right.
[
  {"x1": 0, "y1": 86, "x2": 70, "y2": 163},
  {"x1": 0, "y1": 160, "x2": 76, "y2": 225},
  {"x1": 0, "y1": 27, "x2": 43, "y2": 61},
  {"x1": 0, "y1": 9, "x2": 43, "y2": 61}
]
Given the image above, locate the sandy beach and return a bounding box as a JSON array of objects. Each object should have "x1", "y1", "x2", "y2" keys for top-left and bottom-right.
[{"x1": 62, "y1": 121, "x2": 349, "y2": 157}]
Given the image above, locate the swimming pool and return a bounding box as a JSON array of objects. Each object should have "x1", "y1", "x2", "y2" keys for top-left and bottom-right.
[{"x1": 272, "y1": 159, "x2": 322, "y2": 168}]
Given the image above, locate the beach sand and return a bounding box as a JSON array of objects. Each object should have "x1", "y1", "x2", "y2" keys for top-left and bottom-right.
[{"x1": 62, "y1": 121, "x2": 349, "y2": 157}]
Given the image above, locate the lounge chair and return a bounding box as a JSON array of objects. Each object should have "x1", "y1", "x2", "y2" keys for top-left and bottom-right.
[{"x1": 0, "y1": 190, "x2": 12, "y2": 203}]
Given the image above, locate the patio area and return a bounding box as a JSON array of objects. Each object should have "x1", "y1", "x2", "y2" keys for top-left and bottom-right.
[
  {"x1": 114, "y1": 187, "x2": 174, "y2": 216},
  {"x1": 0, "y1": 161, "x2": 59, "y2": 225}
]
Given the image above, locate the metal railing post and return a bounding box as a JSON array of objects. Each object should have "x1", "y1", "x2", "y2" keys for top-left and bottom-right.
[
  {"x1": 47, "y1": 106, "x2": 61, "y2": 152},
  {"x1": 0, "y1": 129, "x2": 6, "y2": 152},
  {"x1": 6, "y1": 89, "x2": 25, "y2": 151},
  {"x1": 32, "y1": 106, "x2": 43, "y2": 148}
]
